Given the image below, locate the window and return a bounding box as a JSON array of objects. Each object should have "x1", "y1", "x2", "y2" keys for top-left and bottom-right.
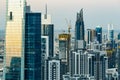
[{"x1": 10, "y1": 11, "x2": 13, "y2": 20}]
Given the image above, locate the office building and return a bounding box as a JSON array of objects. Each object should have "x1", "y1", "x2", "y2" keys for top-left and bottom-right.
[
  {"x1": 69, "y1": 49, "x2": 89, "y2": 77},
  {"x1": 93, "y1": 51, "x2": 108, "y2": 80},
  {"x1": 4, "y1": 0, "x2": 25, "y2": 79},
  {"x1": 108, "y1": 24, "x2": 114, "y2": 41},
  {"x1": 42, "y1": 5, "x2": 54, "y2": 57},
  {"x1": 42, "y1": 24, "x2": 54, "y2": 57},
  {"x1": 75, "y1": 9, "x2": 85, "y2": 49},
  {"x1": 95, "y1": 26, "x2": 102, "y2": 44},
  {"x1": 24, "y1": 13, "x2": 41, "y2": 80},
  {"x1": 87, "y1": 29, "x2": 96, "y2": 44},
  {"x1": 118, "y1": 33, "x2": 120, "y2": 40},
  {"x1": 117, "y1": 41, "x2": 120, "y2": 80},
  {"x1": 45, "y1": 57, "x2": 61, "y2": 80},
  {"x1": 41, "y1": 36, "x2": 49, "y2": 80}
]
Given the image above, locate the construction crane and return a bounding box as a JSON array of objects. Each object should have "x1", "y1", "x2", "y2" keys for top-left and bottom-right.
[{"x1": 65, "y1": 19, "x2": 72, "y2": 34}]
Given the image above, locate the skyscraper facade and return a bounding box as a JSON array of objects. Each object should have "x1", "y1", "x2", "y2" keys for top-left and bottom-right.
[
  {"x1": 24, "y1": 13, "x2": 41, "y2": 80},
  {"x1": 70, "y1": 50, "x2": 89, "y2": 77},
  {"x1": 4, "y1": 0, "x2": 25, "y2": 79},
  {"x1": 42, "y1": 24, "x2": 54, "y2": 57},
  {"x1": 75, "y1": 9, "x2": 84, "y2": 41},
  {"x1": 95, "y1": 26, "x2": 102, "y2": 44}
]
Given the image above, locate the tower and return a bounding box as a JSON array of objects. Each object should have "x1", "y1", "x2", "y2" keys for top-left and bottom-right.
[
  {"x1": 75, "y1": 9, "x2": 84, "y2": 41},
  {"x1": 42, "y1": 5, "x2": 54, "y2": 57},
  {"x1": 75, "y1": 9, "x2": 85, "y2": 49},
  {"x1": 24, "y1": 13, "x2": 41, "y2": 80},
  {"x1": 4, "y1": 0, "x2": 25, "y2": 79},
  {"x1": 95, "y1": 26, "x2": 102, "y2": 44}
]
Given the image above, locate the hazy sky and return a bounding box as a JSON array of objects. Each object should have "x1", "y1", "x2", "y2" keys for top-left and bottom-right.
[{"x1": 0, "y1": 0, "x2": 120, "y2": 31}]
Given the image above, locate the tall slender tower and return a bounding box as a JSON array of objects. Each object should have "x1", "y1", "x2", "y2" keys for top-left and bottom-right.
[
  {"x1": 75, "y1": 9, "x2": 85, "y2": 49},
  {"x1": 4, "y1": 0, "x2": 25, "y2": 80},
  {"x1": 75, "y1": 9, "x2": 84, "y2": 41}
]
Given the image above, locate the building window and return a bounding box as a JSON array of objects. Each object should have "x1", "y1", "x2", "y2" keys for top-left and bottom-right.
[{"x1": 10, "y1": 12, "x2": 13, "y2": 20}]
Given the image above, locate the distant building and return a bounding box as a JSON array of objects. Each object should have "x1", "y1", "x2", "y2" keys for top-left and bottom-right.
[
  {"x1": 117, "y1": 41, "x2": 120, "y2": 80},
  {"x1": 42, "y1": 6, "x2": 54, "y2": 57},
  {"x1": 45, "y1": 57, "x2": 61, "y2": 80},
  {"x1": 75, "y1": 9, "x2": 85, "y2": 49},
  {"x1": 118, "y1": 33, "x2": 120, "y2": 40},
  {"x1": 93, "y1": 51, "x2": 108, "y2": 80},
  {"x1": 59, "y1": 33, "x2": 71, "y2": 73},
  {"x1": 87, "y1": 29, "x2": 96, "y2": 44},
  {"x1": 69, "y1": 49, "x2": 89, "y2": 77},
  {"x1": 95, "y1": 26, "x2": 102, "y2": 44},
  {"x1": 41, "y1": 36, "x2": 49, "y2": 80},
  {"x1": 108, "y1": 24, "x2": 114, "y2": 41}
]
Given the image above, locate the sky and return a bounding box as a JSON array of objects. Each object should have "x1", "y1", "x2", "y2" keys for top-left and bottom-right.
[{"x1": 0, "y1": 0, "x2": 120, "y2": 31}]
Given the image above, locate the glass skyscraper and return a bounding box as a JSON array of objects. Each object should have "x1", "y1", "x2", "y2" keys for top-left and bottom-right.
[
  {"x1": 75, "y1": 9, "x2": 84, "y2": 41},
  {"x1": 95, "y1": 26, "x2": 102, "y2": 44},
  {"x1": 4, "y1": 0, "x2": 25, "y2": 79},
  {"x1": 24, "y1": 13, "x2": 41, "y2": 80}
]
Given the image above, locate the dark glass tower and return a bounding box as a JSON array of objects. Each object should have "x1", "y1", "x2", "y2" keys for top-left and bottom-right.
[
  {"x1": 24, "y1": 13, "x2": 41, "y2": 80},
  {"x1": 75, "y1": 9, "x2": 84, "y2": 41},
  {"x1": 95, "y1": 26, "x2": 102, "y2": 44}
]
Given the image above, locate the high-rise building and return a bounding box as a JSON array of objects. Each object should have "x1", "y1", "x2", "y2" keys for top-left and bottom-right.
[
  {"x1": 42, "y1": 24, "x2": 54, "y2": 57},
  {"x1": 87, "y1": 29, "x2": 96, "y2": 44},
  {"x1": 45, "y1": 57, "x2": 61, "y2": 80},
  {"x1": 94, "y1": 51, "x2": 108, "y2": 80},
  {"x1": 59, "y1": 33, "x2": 71, "y2": 63},
  {"x1": 75, "y1": 9, "x2": 84, "y2": 40},
  {"x1": 4, "y1": 0, "x2": 25, "y2": 79},
  {"x1": 42, "y1": 5, "x2": 54, "y2": 57},
  {"x1": 117, "y1": 41, "x2": 120, "y2": 80},
  {"x1": 41, "y1": 36, "x2": 49, "y2": 80},
  {"x1": 118, "y1": 33, "x2": 120, "y2": 40},
  {"x1": 75, "y1": 9, "x2": 85, "y2": 49},
  {"x1": 69, "y1": 49, "x2": 89, "y2": 77},
  {"x1": 59, "y1": 33, "x2": 71, "y2": 74},
  {"x1": 108, "y1": 24, "x2": 114, "y2": 41},
  {"x1": 95, "y1": 26, "x2": 102, "y2": 44},
  {"x1": 24, "y1": 13, "x2": 41, "y2": 80}
]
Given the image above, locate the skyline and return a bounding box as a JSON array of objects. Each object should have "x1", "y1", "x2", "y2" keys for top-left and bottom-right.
[{"x1": 0, "y1": 0, "x2": 120, "y2": 31}]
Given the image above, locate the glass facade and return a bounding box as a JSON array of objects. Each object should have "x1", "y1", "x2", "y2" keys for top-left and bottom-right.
[
  {"x1": 75, "y1": 9, "x2": 84, "y2": 41},
  {"x1": 24, "y1": 13, "x2": 41, "y2": 80},
  {"x1": 42, "y1": 24, "x2": 54, "y2": 57},
  {"x1": 95, "y1": 27, "x2": 102, "y2": 44},
  {"x1": 4, "y1": 0, "x2": 25, "y2": 79}
]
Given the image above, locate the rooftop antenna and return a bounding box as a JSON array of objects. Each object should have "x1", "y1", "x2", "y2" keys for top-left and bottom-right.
[{"x1": 45, "y1": 4, "x2": 47, "y2": 19}]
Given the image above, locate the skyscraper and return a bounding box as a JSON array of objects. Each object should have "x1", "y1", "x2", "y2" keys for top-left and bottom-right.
[
  {"x1": 118, "y1": 33, "x2": 120, "y2": 40},
  {"x1": 69, "y1": 49, "x2": 89, "y2": 77},
  {"x1": 42, "y1": 5, "x2": 54, "y2": 57},
  {"x1": 4, "y1": 0, "x2": 25, "y2": 79},
  {"x1": 75, "y1": 9, "x2": 85, "y2": 49},
  {"x1": 95, "y1": 26, "x2": 102, "y2": 44},
  {"x1": 108, "y1": 24, "x2": 114, "y2": 41},
  {"x1": 75, "y1": 9, "x2": 84, "y2": 41},
  {"x1": 24, "y1": 13, "x2": 41, "y2": 80}
]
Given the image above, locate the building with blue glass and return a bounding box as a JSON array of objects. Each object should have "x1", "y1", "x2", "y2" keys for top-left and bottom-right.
[
  {"x1": 24, "y1": 13, "x2": 41, "y2": 80},
  {"x1": 75, "y1": 9, "x2": 84, "y2": 41},
  {"x1": 95, "y1": 26, "x2": 102, "y2": 44}
]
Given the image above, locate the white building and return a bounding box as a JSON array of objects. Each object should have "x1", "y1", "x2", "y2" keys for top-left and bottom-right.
[{"x1": 45, "y1": 58, "x2": 61, "y2": 80}]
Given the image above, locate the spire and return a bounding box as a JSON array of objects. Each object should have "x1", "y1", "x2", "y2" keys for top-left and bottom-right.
[{"x1": 45, "y1": 4, "x2": 47, "y2": 19}]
